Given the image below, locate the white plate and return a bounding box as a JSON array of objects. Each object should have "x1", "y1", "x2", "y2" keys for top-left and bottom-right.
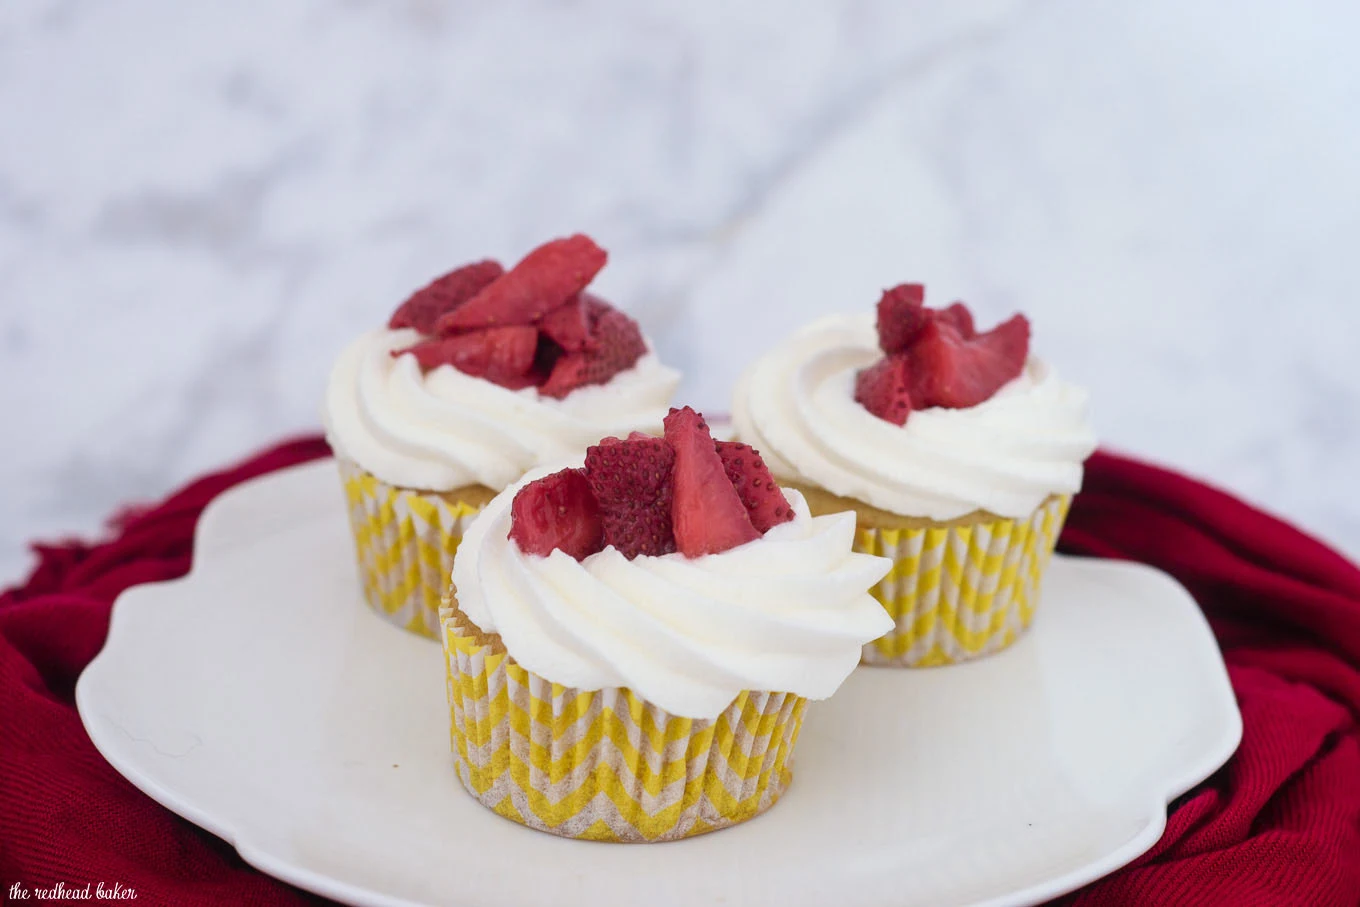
[{"x1": 77, "y1": 460, "x2": 1241, "y2": 907}]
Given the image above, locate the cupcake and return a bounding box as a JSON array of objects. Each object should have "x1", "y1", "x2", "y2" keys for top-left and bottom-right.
[
  {"x1": 324, "y1": 235, "x2": 680, "y2": 638},
  {"x1": 442, "y1": 406, "x2": 892, "y2": 841},
  {"x1": 732, "y1": 284, "x2": 1096, "y2": 667}
]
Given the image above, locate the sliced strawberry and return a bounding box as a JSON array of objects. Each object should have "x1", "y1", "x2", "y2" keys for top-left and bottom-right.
[
  {"x1": 664, "y1": 407, "x2": 759, "y2": 557},
  {"x1": 437, "y1": 235, "x2": 607, "y2": 333},
  {"x1": 388, "y1": 260, "x2": 503, "y2": 334},
  {"x1": 509, "y1": 468, "x2": 604, "y2": 560},
  {"x1": 875, "y1": 283, "x2": 927, "y2": 353},
  {"x1": 537, "y1": 293, "x2": 593, "y2": 352},
  {"x1": 933, "y1": 301, "x2": 975, "y2": 338},
  {"x1": 907, "y1": 314, "x2": 1029, "y2": 409},
  {"x1": 538, "y1": 301, "x2": 647, "y2": 399},
  {"x1": 583, "y1": 436, "x2": 676, "y2": 558},
  {"x1": 596, "y1": 432, "x2": 653, "y2": 447},
  {"x1": 539, "y1": 357, "x2": 589, "y2": 398},
  {"x1": 394, "y1": 324, "x2": 538, "y2": 386},
  {"x1": 714, "y1": 441, "x2": 793, "y2": 532},
  {"x1": 854, "y1": 355, "x2": 914, "y2": 426}
]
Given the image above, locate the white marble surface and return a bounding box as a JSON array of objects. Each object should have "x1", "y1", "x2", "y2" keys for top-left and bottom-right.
[{"x1": 2, "y1": 0, "x2": 1358, "y2": 585}]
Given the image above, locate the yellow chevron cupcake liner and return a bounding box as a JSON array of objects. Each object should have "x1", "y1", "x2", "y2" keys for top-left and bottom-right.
[
  {"x1": 337, "y1": 460, "x2": 485, "y2": 639},
  {"x1": 439, "y1": 602, "x2": 807, "y2": 842},
  {"x1": 855, "y1": 495, "x2": 1071, "y2": 667}
]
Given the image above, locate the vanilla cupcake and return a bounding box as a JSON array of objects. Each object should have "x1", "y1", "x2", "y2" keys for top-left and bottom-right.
[
  {"x1": 733, "y1": 285, "x2": 1096, "y2": 666},
  {"x1": 442, "y1": 407, "x2": 892, "y2": 841},
  {"x1": 324, "y1": 235, "x2": 680, "y2": 638}
]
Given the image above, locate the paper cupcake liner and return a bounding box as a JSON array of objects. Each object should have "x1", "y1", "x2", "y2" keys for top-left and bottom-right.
[
  {"x1": 337, "y1": 460, "x2": 484, "y2": 639},
  {"x1": 440, "y1": 602, "x2": 806, "y2": 842},
  {"x1": 856, "y1": 495, "x2": 1071, "y2": 667}
]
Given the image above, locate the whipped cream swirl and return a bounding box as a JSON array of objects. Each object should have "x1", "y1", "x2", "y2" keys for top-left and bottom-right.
[
  {"x1": 453, "y1": 465, "x2": 894, "y2": 720},
  {"x1": 732, "y1": 315, "x2": 1097, "y2": 520},
  {"x1": 324, "y1": 328, "x2": 681, "y2": 492}
]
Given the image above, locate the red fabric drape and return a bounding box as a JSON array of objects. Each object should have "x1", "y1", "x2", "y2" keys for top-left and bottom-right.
[{"x1": 2, "y1": 440, "x2": 1357, "y2": 906}]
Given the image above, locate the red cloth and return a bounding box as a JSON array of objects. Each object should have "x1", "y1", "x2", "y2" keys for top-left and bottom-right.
[{"x1": 1, "y1": 441, "x2": 1357, "y2": 906}]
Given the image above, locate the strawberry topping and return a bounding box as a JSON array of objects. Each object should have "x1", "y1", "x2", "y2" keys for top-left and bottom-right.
[
  {"x1": 933, "y1": 302, "x2": 975, "y2": 338},
  {"x1": 508, "y1": 408, "x2": 792, "y2": 562},
  {"x1": 508, "y1": 468, "x2": 603, "y2": 560},
  {"x1": 664, "y1": 407, "x2": 760, "y2": 557},
  {"x1": 906, "y1": 314, "x2": 1030, "y2": 409},
  {"x1": 859, "y1": 287, "x2": 1030, "y2": 423},
  {"x1": 388, "y1": 260, "x2": 503, "y2": 334},
  {"x1": 388, "y1": 236, "x2": 646, "y2": 396},
  {"x1": 436, "y1": 234, "x2": 606, "y2": 333},
  {"x1": 539, "y1": 299, "x2": 647, "y2": 399},
  {"x1": 584, "y1": 436, "x2": 676, "y2": 558},
  {"x1": 875, "y1": 283, "x2": 926, "y2": 353},
  {"x1": 538, "y1": 294, "x2": 594, "y2": 352},
  {"x1": 714, "y1": 441, "x2": 794, "y2": 532},
  {"x1": 853, "y1": 355, "x2": 913, "y2": 426},
  {"x1": 394, "y1": 325, "x2": 538, "y2": 385}
]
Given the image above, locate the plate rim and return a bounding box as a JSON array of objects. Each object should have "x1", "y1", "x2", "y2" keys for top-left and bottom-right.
[{"x1": 75, "y1": 459, "x2": 1243, "y2": 907}]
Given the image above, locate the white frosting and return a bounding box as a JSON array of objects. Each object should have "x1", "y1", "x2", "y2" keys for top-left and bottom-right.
[
  {"x1": 323, "y1": 328, "x2": 681, "y2": 492},
  {"x1": 452, "y1": 464, "x2": 894, "y2": 720},
  {"x1": 731, "y1": 314, "x2": 1097, "y2": 520}
]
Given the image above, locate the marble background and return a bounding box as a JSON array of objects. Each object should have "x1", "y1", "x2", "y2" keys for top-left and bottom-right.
[{"x1": 2, "y1": 0, "x2": 1358, "y2": 585}]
